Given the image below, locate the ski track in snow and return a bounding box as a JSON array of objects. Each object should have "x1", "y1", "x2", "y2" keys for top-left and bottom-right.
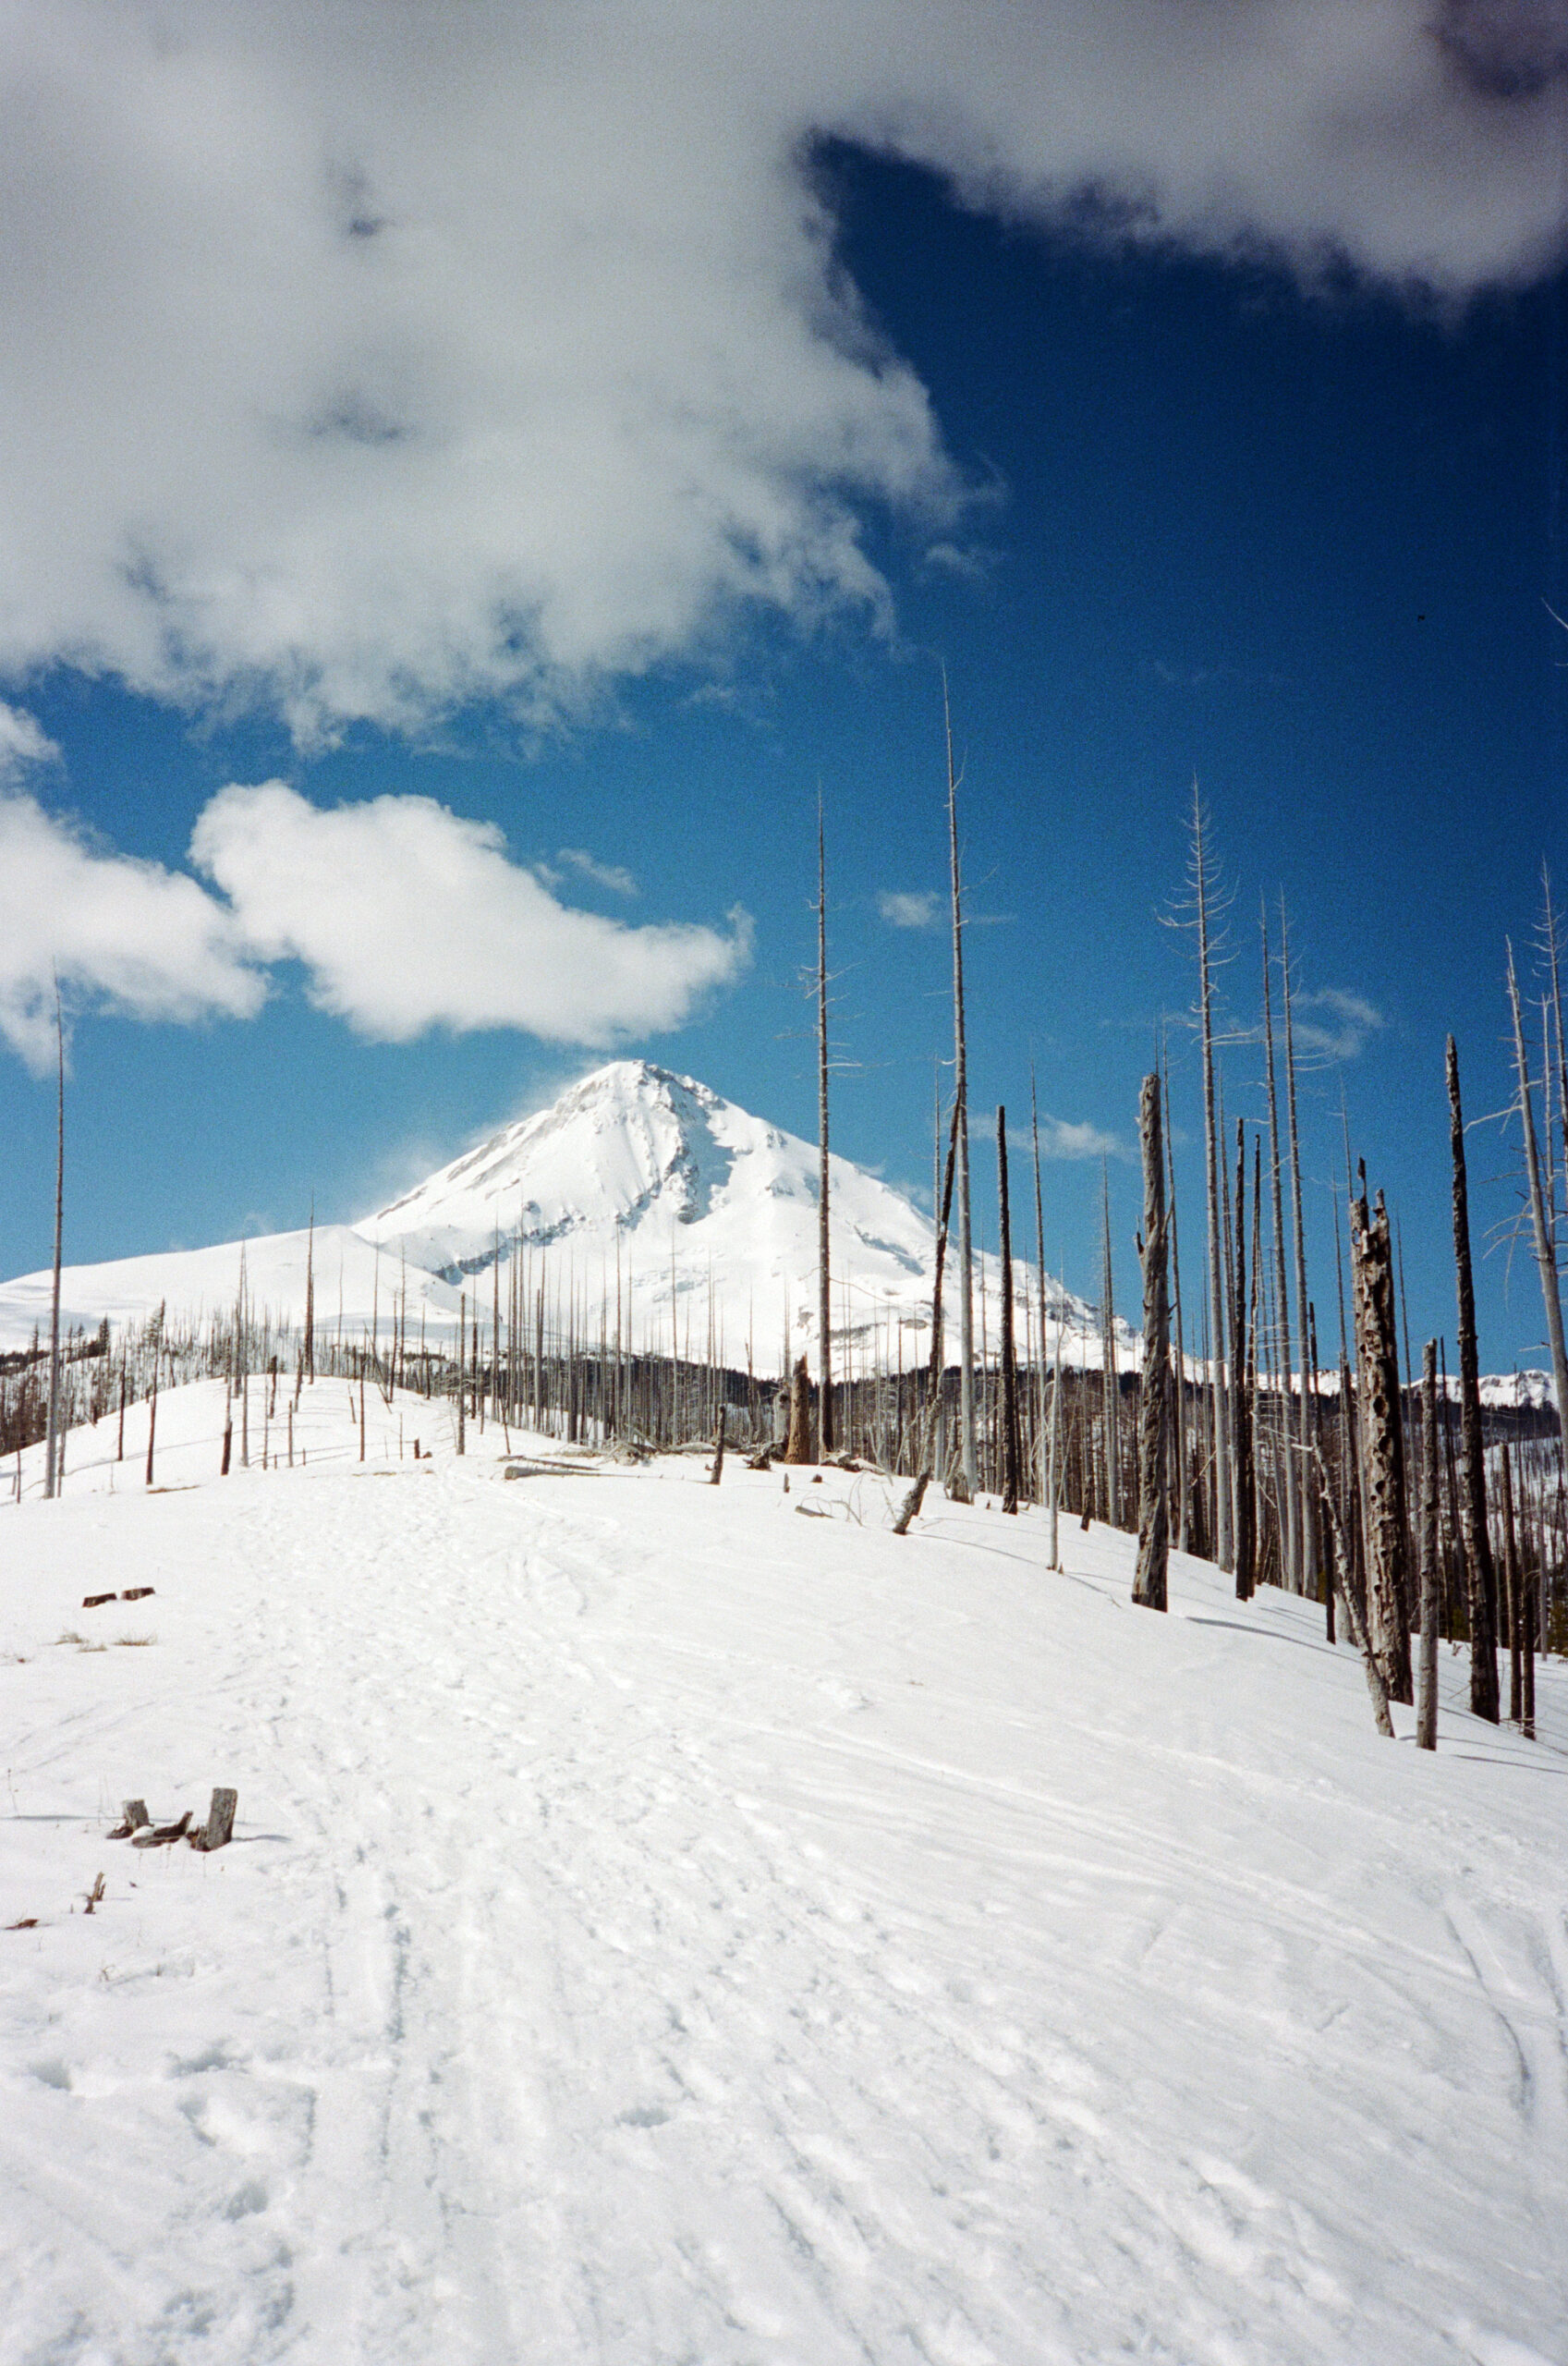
[{"x1": 2, "y1": 1383, "x2": 1566, "y2": 2365}]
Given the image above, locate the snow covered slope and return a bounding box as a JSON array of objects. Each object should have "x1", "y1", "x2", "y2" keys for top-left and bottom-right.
[
  {"x1": 0, "y1": 1224, "x2": 461, "y2": 1358},
  {"x1": 0, "y1": 1061, "x2": 1109, "y2": 1368},
  {"x1": 2, "y1": 1388, "x2": 1564, "y2": 2365}
]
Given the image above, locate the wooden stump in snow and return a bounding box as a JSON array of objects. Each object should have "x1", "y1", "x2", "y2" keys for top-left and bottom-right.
[{"x1": 190, "y1": 1788, "x2": 237, "y2": 1852}]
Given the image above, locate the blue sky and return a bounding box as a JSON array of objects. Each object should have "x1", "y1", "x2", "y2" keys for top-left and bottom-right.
[{"x1": 2, "y1": 3, "x2": 1566, "y2": 1372}]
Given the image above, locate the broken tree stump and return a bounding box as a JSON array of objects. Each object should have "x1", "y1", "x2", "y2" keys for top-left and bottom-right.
[
  {"x1": 82, "y1": 1592, "x2": 115, "y2": 1609},
  {"x1": 190, "y1": 1788, "x2": 237, "y2": 1852},
  {"x1": 108, "y1": 1799, "x2": 150, "y2": 1838},
  {"x1": 131, "y1": 1811, "x2": 192, "y2": 1848}
]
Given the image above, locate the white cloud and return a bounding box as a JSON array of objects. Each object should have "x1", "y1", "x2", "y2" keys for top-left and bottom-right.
[
  {"x1": 0, "y1": 4, "x2": 1562, "y2": 741},
  {"x1": 189, "y1": 782, "x2": 751, "y2": 1044},
  {"x1": 554, "y1": 848, "x2": 639, "y2": 898},
  {"x1": 0, "y1": 785, "x2": 265, "y2": 1071},
  {"x1": 1035, "y1": 1115, "x2": 1126, "y2": 1162},
  {"x1": 1292, "y1": 987, "x2": 1387, "y2": 1062},
  {"x1": 0, "y1": 701, "x2": 60, "y2": 776},
  {"x1": 879, "y1": 888, "x2": 941, "y2": 930}
]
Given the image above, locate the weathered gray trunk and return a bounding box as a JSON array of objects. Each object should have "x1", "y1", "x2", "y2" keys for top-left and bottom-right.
[
  {"x1": 784, "y1": 1353, "x2": 812, "y2": 1465},
  {"x1": 1232, "y1": 1119, "x2": 1255, "y2": 1600},
  {"x1": 1281, "y1": 902, "x2": 1317, "y2": 1604},
  {"x1": 944, "y1": 672, "x2": 976, "y2": 1500},
  {"x1": 816, "y1": 799, "x2": 834, "y2": 1454},
  {"x1": 1314, "y1": 1445, "x2": 1395, "y2": 1738},
  {"x1": 1416, "y1": 1339, "x2": 1439, "y2": 1751},
  {"x1": 43, "y1": 987, "x2": 65, "y2": 1501},
  {"x1": 1506, "y1": 941, "x2": 1568, "y2": 1475},
  {"x1": 1100, "y1": 1162, "x2": 1119, "y2": 1527},
  {"x1": 1260, "y1": 907, "x2": 1298, "y2": 1589},
  {"x1": 996, "y1": 1107, "x2": 1021, "y2": 1514},
  {"x1": 1132, "y1": 1072, "x2": 1171, "y2": 1612},
  {"x1": 1192, "y1": 790, "x2": 1232, "y2": 1567},
  {"x1": 1348, "y1": 1179, "x2": 1414, "y2": 1704},
  {"x1": 1445, "y1": 1037, "x2": 1500, "y2": 1722}
]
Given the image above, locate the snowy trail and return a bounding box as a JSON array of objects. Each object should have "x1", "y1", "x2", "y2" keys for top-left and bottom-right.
[{"x1": 3, "y1": 1391, "x2": 1566, "y2": 2363}]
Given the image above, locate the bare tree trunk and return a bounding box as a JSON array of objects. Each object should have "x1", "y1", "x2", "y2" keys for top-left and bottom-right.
[
  {"x1": 816, "y1": 796, "x2": 834, "y2": 1454},
  {"x1": 784, "y1": 1352, "x2": 812, "y2": 1465},
  {"x1": 1232, "y1": 1119, "x2": 1255, "y2": 1600},
  {"x1": 1192, "y1": 788, "x2": 1232, "y2": 1567},
  {"x1": 1446, "y1": 1037, "x2": 1501, "y2": 1722},
  {"x1": 456, "y1": 1288, "x2": 467, "y2": 1456},
  {"x1": 1162, "y1": 1037, "x2": 1188, "y2": 1555},
  {"x1": 1500, "y1": 1440, "x2": 1523, "y2": 1726},
  {"x1": 1281, "y1": 901, "x2": 1316, "y2": 1602},
  {"x1": 43, "y1": 982, "x2": 65, "y2": 1501},
  {"x1": 1348, "y1": 1174, "x2": 1414, "y2": 1704},
  {"x1": 1417, "y1": 1339, "x2": 1439, "y2": 1751},
  {"x1": 996, "y1": 1107, "x2": 1021, "y2": 1513},
  {"x1": 1260, "y1": 905, "x2": 1298, "y2": 1589},
  {"x1": 1030, "y1": 1066, "x2": 1050, "y2": 1504},
  {"x1": 1133, "y1": 1072, "x2": 1171, "y2": 1611},
  {"x1": 1506, "y1": 940, "x2": 1568, "y2": 1473},
  {"x1": 1100, "y1": 1160, "x2": 1119, "y2": 1527},
  {"x1": 944, "y1": 671, "x2": 977, "y2": 1501},
  {"x1": 1315, "y1": 1445, "x2": 1395, "y2": 1738}
]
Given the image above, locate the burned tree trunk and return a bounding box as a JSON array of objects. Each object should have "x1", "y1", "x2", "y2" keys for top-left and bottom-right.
[
  {"x1": 784, "y1": 1353, "x2": 812, "y2": 1465},
  {"x1": 43, "y1": 984, "x2": 65, "y2": 1501},
  {"x1": 1506, "y1": 940, "x2": 1568, "y2": 1477},
  {"x1": 1417, "y1": 1339, "x2": 1439, "y2": 1752},
  {"x1": 1348, "y1": 1175, "x2": 1414, "y2": 1705},
  {"x1": 1133, "y1": 1072, "x2": 1171, "y2": 1612},
  {"x1": 1315, "y1": 1445, "x2": 1395, "y2": 1738},
  {"x1": 1446, "y1": 1037, "x2": 1500, "y2": 1722},
  {"x1": 816, "y1": 798, "x2": 834, "y2": 1455},
  {"x1": 996, "y1": 1107, "x2": 1021, "y2": 1514},
  {"x1": 1232, "y1": 1119, "x2": 1256, "y2": 1601}
]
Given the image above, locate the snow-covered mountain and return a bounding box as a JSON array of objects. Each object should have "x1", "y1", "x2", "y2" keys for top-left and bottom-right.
[{"x1": 0, "y1": 1060, "x2": 1109, "y2": 1370}]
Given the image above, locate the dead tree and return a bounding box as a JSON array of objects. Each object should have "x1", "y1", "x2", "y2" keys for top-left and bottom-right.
[
  {"x1": 1260, "y1": 906, "x2": 1298, "y2": 1589},
  {"x1": 1446, "y1": 1037, "x2": 1500, "y2": 1721},
  {"x1": 944, "y1": 670, "x2": 977, "y2": 1500},
  {"x1": 784, "y1": 1352, "x2": 812, "y2": 1465},
  {"x1": 1315, "y1": 1445, "x2": 1395, "y2": 1738},
  {"x1": 43, "y1": 981, "x2": 65, "y2": 1501},
  {"x1": 1500, "y1": 1440, "x2": 1523, "y2": 1727},
  {"x1": 1506, "y1": 939, "x2": 1568, "y2": 1474},
  {"x1": 1281, "y1": 899, "x2": 1317, "y2": 1601},
  {"x1": 1417, "y1": 1339, "x2": 1439, "y2": 1752},
  {"x1": 1348, "y1": 1173, "x2": 1414, "y2": 1705},
  {"x1": 1133, "y1": 1071, "x2": 1171, "y2": 1611},
  {"x1": 996, "y1": 1106, "x2": 1021, "y2": 1514},
  {"x1": 815, "y1": 795, "x2": 834, "y2": 1454},
  {"x1": 1100, "y1": 1162, "x2": 1119, "y2": 1526},
  {"x1": 1232, "y1": 1119, "x2": 1255, "y2": 1600},
  {"x1": 1191, "y1": 789, "x2": 1232, "y2": 1567}
]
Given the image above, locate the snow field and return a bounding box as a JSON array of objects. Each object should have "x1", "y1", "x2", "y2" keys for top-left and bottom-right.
[{"x1": 2, "y1": 1381, "x2": 1566, "y2": 2365}]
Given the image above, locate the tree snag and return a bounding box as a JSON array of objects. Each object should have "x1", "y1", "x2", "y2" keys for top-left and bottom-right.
[{"x1": 1133, "y1": 1071, "x2": 1171, "y2": 1611}]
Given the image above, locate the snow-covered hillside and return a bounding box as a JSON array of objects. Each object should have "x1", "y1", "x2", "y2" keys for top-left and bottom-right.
[
  {"x1": 2, "y1": 1385, "x2": 1563, "y2": 2365},
  {"x1": 0, "y1": 1061, "x2": 1112, "y2": 1371}
]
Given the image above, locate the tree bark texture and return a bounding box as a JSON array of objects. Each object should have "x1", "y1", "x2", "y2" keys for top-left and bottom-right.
[
  {"x1": 784, "y1": 1353, "x2": 812, "y2": 1465},
  {"x1": 1133, "y1": 1073, "x2": 1171, "y2": 1611},
  {"x1": 1417, "y1": 1340, "x2": 1439, "y2": 1751},
  {"x1": 1446, "y1": 1038, "x2": 1500, "y2": 1721},
  {"x1": 996, "y1": 1107, "x2": 1021, "y2": 1514},
  {"x1": 1348, "y1": 1179, "x2": 1414, "y2": 1704}
]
